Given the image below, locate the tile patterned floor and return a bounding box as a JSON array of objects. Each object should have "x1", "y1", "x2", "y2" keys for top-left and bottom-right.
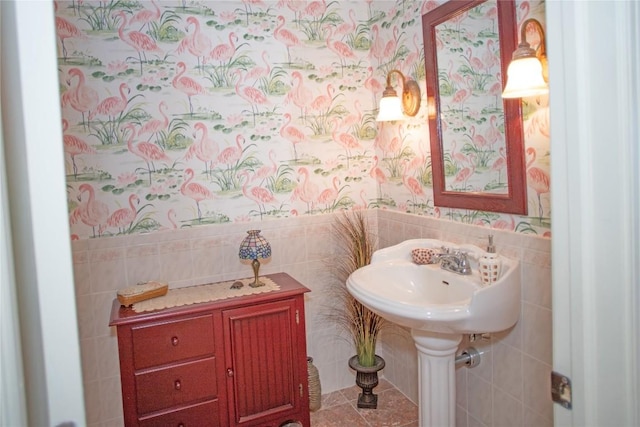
[{"x1": 310, "y1": 380, "x2": 419, "y2": 427}]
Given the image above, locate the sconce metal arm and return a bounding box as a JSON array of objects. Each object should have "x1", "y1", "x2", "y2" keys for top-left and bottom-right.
[
  {"x1": 384, "y1": 69, "x2": 421, "y2": 117},
  {"x1": 514, "y1": 18, "x2": 546, "y2": 60}
]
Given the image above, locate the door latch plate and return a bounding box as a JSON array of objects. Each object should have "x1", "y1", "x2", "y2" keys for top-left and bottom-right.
[{"x1": 551, "y1": 371, "x2": 572, "y2": 409}]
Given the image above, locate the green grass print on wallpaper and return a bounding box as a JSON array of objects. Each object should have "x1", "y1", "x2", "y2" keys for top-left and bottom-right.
[{"x1": 57, "y1": 0, "x2": 550, "y2": 240}]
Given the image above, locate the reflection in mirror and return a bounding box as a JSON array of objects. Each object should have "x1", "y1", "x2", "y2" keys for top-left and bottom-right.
[{"x1": 423, "y1": 0, "x2": 527, "y2": 214}]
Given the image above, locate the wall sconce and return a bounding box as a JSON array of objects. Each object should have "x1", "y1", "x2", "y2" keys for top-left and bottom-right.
[
  {"x1": 238, "y1": 230, "x2": 271, "y2": 287},
  {"x1": 376, "y1": 69, "x2": 421, "y2": 121},
  {"x1": 502, "y1": 18, "x2": 549, "y2": 98}
]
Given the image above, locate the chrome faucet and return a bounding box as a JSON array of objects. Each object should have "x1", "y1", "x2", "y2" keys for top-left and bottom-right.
[{"x1": 435, "y1": 247, "x2": 472, "y2": 275}]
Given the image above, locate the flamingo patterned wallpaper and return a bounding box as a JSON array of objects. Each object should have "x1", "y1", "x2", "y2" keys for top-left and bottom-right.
[{"x1": 57, "y1": 0, "x2": 550, "y2": 241}]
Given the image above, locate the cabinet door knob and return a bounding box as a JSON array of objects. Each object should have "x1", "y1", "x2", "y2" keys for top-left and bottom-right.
[
  {"x1": 227, "y1": 368, "x2": 234, "y2": 377},
  {"x1": 171, "y1": 336, "x2": 179, "y2": 346},
  {"x1": 174, "y1": 379, "x2": 182, "y2": 390},
  {"x1": 177, "y1": 424, "x2": 184, "y2": 427}
]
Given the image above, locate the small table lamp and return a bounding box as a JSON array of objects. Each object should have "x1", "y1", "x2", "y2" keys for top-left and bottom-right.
[{"x1": 238, "y1": 230, "x2": 272, "y2": 287}]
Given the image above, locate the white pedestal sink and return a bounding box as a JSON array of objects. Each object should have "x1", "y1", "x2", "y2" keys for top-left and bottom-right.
[{"x1": 346, "y1": 239, "x2": 521, "y2": 426}]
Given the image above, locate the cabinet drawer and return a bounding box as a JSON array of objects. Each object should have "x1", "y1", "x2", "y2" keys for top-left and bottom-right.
[
  {"x1": 138, "y1": 399, "x2": 220, "y2": 427},
  {"x1": 132, "y1": 315, "x2": 215, "y2": 369},
  {"x1": 136, "y1": 357, "x2": 217, "y2": 414}
]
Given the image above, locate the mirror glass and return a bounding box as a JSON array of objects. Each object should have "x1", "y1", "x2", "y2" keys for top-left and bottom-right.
[{"x1": 422, "y1": 0, "x2": 527, "y2": 214}]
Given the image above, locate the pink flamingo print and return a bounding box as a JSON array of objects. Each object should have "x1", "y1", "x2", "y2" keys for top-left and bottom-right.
[
  {"x1": 292, "y1": 167, "x2": 319, "y2": 213},
  {"x1": 217, "y1": 134, "x2": 245, "y2": 169},
  {"x1": 167, "y1": 209, "x2": 178, "y2": 229},
  {"x1": 177, "y1": 16, "x2": 212, "y2": 71},
  {"x1": 482, "y1": 39, "x2": 499, "y2": 71},
  {"x1": 402, "y1": 34, "x2": 422, "y2": 71},
  {"x1": 330, "y1": 118, "x2": 362, "y2": 168},
  {"x1": 317, "y1": 176, "x2": 340, "y2": 210},
  {"x1": 129, "y1": 0, "x2": 161, "y2": 32},
  {"x1": 364, "y1": 66, "x2": 383, "y2": 93},
  {"x1": 274, "y1": 16, "x2": 300, "y2": 64},
  {"x1": 172, "y1": 62, "x2": 206, "y2": 116},
  {"x1": 526, "y1": 147, "x2": 550, "y2": 219},
  {"x1": 55, "y1": 1, "x2": 84, "y2": 60},
  {"x1": 234, "y1": 70, "x2": 268, "y2": 126},
  {"x1": 75, "y1": 183, "x2": 109, "y2": 238},
  {"x1": 492, "y1": 214, "x2": 515, "y2": 231},
  {"x1": 486, "y1": 115, "x2": 501, "y2": 146},
  {"x1": 138, "y1": 101, "x2": 169, "y2": 143},
  {"x1": 90, "y1": 82, "x2": 129, "y2": 143},
  {"x1": 369, "y1": 25, "x2": 385, "y2": 66},
  {"x1": 402, "y1": 163, "x2": 425, "y2": 209},
  {"x1": 280, "y1": 113, "x2": 306, "y2": 161},
  {"x1": 452, "y1": 161, "x2": 476, "y2": 190},
  {"x1": 106, "y1": 193, "x2": 139, "y2": 234},
  {"x1": 245, "y1": 51, "x2": 272, "y2": 85},
  {"x1": 185, "y1": 122, "x2": 219, "y2": 178},
  {"x1": 209, "y1": 32, "x2": 238, "y2": 65},
  {"x1": 339, "y1": 100, "x2": 362, "y2": 133},
  {"x1": 324, "y1": 26, "x2": 357, "y2": 77},
  {"x1": 370, "y1": 155, "x2": 387, "y2": 196},
  {"x1": 310, "y1": 83, "x2": 334, "y2": 120},
  {"x1": 334, "y1": 8, "x2": 357, "y2": 40},
  {"x1": 382, "y1": 26, "x2": 400, "y2": 60},
  {"x1": 240, "y1": 171, "x2": 276, "y2": 219},
  {"x1": 491, "y1": 147, "x2": 507, "y2": 184},
  {"x1": 91, "y1": 82, "x2": 129, "y2": 121},
  {"x1": 305, "y1": 0, "x2": 327, "y2": 19},
  {"x1": 124, "y1": 124, "x2": 172, "y2": 184},
  {"x1": 487, "y1": 72, "x2": 503, "y2": 107},
  {"x1": 115, "y1": 11, "x2": 163, "y2": 75},
  {"x1": 405, "y1": 141, "x2": 427, "y2": 175},
  {"x1": 464, "y1": 47, "x2": 485, "y2": 71},
  {"x1": 287, "y1": 71, "x2": 313, "y2": 121},
  {"x1": 253, "y1": 149, "x2": 278, "y2": 184},
  {"x1": 62, "y1": 119, "x2": 95, "y2": 179},
  {"x1": 283, "y1": 0, "x2": 306, "y2": 26},
  {"x1": 63, "y1": 68, "x2": 98, "y2": 130},
  {"x1": 181, "y1": 168, "x2": 214, "y2": 221},
  {"x1": 450, "y1": 139, "x2": 470, "y2": 167},
  {"x1": 525, "y1": 108, "x2": 551, "y2": 138},
  {"x1": 467, "y1": 125, "x2": 488, "y2": 148},
  {"x1": 452, "y1": 86, "x2": 471, "y2": 118}
]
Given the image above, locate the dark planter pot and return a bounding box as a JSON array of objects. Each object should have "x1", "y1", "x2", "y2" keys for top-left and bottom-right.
[{"x1": 348, "y1": 355, "x2": 385, "y2": 409}]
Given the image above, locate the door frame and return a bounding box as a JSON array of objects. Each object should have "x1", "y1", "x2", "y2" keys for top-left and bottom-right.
[{"x1": 547, "y1": 1, "x2": 639, "y2": 425}]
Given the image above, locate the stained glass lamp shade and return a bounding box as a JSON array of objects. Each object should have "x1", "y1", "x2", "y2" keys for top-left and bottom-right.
[{"x1": 238, "y1": 230, "x2": 272, "y2": 287}]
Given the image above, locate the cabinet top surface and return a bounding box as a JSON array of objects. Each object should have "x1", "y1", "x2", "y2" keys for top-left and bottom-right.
[{"x1": 109, "y1": 272, "x2": 310, "y2": 326}]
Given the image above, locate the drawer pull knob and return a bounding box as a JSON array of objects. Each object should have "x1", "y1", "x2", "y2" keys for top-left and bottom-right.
[
  {"x1": 178, "y1": 424, "x2": 185, "y2": 427},
  {"x1": 171, "y1": 336, "x2": 179, "y2": 346},
  {"x1": 174, "y1": 379, "x2": 182, "y2": 390},
  {"x1": 227, "y1": 368, "x2": 234, "y2": 377}
]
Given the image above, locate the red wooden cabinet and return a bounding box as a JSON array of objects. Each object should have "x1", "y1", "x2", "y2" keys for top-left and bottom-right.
[{"x1": 110, "y1": 273, "x2": 311, "y2": 427}]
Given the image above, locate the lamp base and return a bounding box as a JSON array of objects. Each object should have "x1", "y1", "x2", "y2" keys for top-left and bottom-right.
[{"x1": 249, "y1": 258, "x2": 264, "y2": 287}]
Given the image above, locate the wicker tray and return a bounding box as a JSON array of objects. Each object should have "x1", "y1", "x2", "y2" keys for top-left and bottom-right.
[{"x1": 117, "y1": 281, "x2": 169, "y2": 307}]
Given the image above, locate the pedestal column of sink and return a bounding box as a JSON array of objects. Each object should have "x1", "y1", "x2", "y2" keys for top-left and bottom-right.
[{"x1": 411, "y1": 329, "x2": 462, "y2": 427}]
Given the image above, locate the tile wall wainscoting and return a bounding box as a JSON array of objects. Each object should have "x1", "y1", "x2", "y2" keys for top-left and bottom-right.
[{"x1": 72, "y1": 209, "x2": 552, "y2": 426}]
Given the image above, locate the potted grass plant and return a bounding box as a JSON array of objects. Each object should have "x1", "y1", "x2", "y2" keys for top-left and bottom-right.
[{"x1": 331, "y1": 209, "x2": 386, "y2": 409}]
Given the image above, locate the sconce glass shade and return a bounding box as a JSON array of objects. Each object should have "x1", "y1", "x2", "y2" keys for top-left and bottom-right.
[
  {"x1": 502, "y1": 56, "x2": 548, "y2": 98},
  {"x1": 376, "y1": 69, "x2": 421, "y2": 121},
  {"x1": 238, "y1": 230, "x2": 271, "y2": 287},
  {"x1": 376, "y1": 95, "x2": 405, "y2": 121}
]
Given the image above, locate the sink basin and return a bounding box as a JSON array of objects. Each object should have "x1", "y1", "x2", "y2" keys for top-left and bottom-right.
[
  {"x1": 347, "y1": 238, "x2": 521, "y2": 426},
  {"x1": 346, "y1": 239, "x2": 520, "y2": 334}
]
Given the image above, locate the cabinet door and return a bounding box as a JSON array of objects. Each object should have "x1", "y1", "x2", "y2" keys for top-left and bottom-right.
[{"x1": 223, "y1": 298, "x2": 305, "y2": 426}]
